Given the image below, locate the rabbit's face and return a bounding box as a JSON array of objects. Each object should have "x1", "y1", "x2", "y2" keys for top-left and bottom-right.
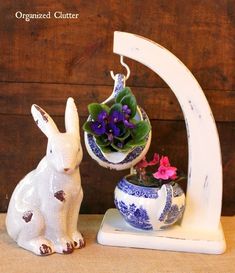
[{"x1": 47, "y1": 133, "x2": 83, "y2": 173}]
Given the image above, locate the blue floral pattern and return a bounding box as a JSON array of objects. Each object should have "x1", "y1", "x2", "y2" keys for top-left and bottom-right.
[
  {"x1": 113, "y1": 74, "x2": 125, "y2": 97},
  {"x1": 117, "y1": 179, "x2": 158, "y2": 198},
  {"x1": 87, "y1": 133, "x2": 109, "y2": 163},
  {"x1": 165, "y1": 204, "x2": 185, "y2": 225},
  {"x1": 114, "y1": 199, "x2": 153, "y2": 230},
  {"x1": 173, "y1": 185, "x2": 184, "y2": 197},
  {"x1": 158, "y1": 184, "x2": 173, "y2": 222},
  {"x1": 115, "y1": 178, "x2": 185, "y2": 230}
]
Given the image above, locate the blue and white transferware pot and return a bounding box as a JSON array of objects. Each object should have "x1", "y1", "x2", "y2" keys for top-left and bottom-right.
[
  {"x1": 114, "y1": 176, "x2": 185, "y2": 230},
  {"x1": 84, "y1": 74, "x2": 152, "y2": 171}
]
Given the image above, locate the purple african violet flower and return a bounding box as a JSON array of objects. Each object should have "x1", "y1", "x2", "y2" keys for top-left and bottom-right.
[
  {"x1": 90, "y1": 120, "x2": 106, "y2": 135},
  {"x1": 121, "y1": 105, "x2": 135, "y2": 128},
  {"x1": 117, "y1": 142, "x2": 124, "y2": 148},
  {"x1": 109, "y1": 110, "x2": 123, "y2": 123},
  {"x1": 107, "y1": 134, "x2": 113, "y2": 141},
  {"x1": 124, "y1": 119, "x2": 135, "y2": 129},
  {"x1": 106, "y1": 123, "x2": 120, "y2": 141},
  {"x1": 122, "y1": 105, "x2": 131, "y2": 115},
  {"x1": 98, "y1": 110, "x2": 108, "y2": 122}
]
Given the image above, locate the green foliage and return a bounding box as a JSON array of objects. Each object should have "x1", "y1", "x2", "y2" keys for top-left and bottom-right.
[
  {"x1": 83, "y1": 86, "x2": 151, "y2": 153},
  {"x1": 95, "y1": 136, "x2": 110, "y2": 147},
  {"x1": 88, "y1": 103, "x2": 104, "y2": 119},
  {"x1": 110, "y1": 103, "x2": 122, "y2": 113},
  {"x1": 100, "y1": 104, "x2": 110, "y2": 113},
  {"x1": 115, "y1": 87, "x2": 132, "y2": 103},
  {"x1": 82, "y1": 121, "x2": 94, "y2": 135},
  {"x1": 131, "y1": 121, "x2": 151, "y2": 142},
  {"x1": 120, "y1": 95, "x2": 137, "y2": 118}
]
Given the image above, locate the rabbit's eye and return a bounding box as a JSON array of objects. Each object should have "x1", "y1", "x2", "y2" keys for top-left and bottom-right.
[{"x1": 50, "y1": 149, "x2": 52, "y2": 154}]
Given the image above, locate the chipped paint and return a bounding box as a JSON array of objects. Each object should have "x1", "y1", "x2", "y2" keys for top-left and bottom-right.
[
  {"x1": 63, "y1": 242, "x2": 73, "y2": 254},
  {"x1": 204, "y1": 175, "x2": 209, "y2": 189},
  {"x1": 188, "y1": 100, "x2": 202, "y2": 119},
  {"x1": 188, "y1": 100, "x2": 194, "y2": 111},
  {"x1": 54, "y1": 190, "x2": 65, "y2": 202},
  {"x1": 34, "y1": 105, "x2": 48, "y2": 122},
  {"x1": 22, "y1": 210, "x2": 33, "y2": 223},
  {"x1": 39, "y1": 244, "x2": 52, "y2": 255}
]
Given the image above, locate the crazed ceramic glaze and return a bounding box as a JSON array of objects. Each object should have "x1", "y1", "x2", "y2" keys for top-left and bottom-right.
[
  {"x1": 114, "y1": 176, "x2": 185, "y2": 230},
  {"x1": 6, "y1": 98, "x2": 85, "y2": 255}
]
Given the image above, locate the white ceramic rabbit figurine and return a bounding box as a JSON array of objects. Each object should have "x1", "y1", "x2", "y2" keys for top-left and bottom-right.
[{"x1": 6, "y1": 97, "x2": 85, "y2": 255}]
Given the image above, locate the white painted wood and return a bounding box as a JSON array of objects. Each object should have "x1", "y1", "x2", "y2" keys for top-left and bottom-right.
[
  {"x1": 98, "y1": 209, "x2": 226, "y2": 254},
  {"x1": 113, "y1": 31, "x2": 223, "y2": 231},
  {"x1": 97, "y1": 31, "x2": 226, "y2": 254}
]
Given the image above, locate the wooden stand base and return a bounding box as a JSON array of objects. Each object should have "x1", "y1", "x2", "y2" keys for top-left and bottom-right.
[{"x1": 97, "y1": 209, "x2": 226, "y2": 254}]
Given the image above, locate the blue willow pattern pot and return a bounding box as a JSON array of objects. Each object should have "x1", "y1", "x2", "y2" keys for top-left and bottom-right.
[{"x1": 114, "y1": 176, "x2": 185, "y2": 230}]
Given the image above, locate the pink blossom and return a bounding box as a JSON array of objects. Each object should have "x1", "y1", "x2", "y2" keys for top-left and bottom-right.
[
  {"x1": 170, "y1": 173, "x2": 178, "y2": 180},
  {"x1": 135, "y1": 153, "x2": 160, "y2": 169},
  {"x1": 153, "y1": 165, "x2": 177, "y2": 180},
  {"x1": 135, "y1": 157, "x2": 149, "y2": 169},
  {"x1": 160, "y1": 156, "x2": 171, "y2": 167},
  {"x1": 148, "y1": 153, "x2": 160, "y2": 166}
]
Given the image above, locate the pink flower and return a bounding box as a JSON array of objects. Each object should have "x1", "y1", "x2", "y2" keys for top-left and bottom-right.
[
  {"x1": 148, "y1": 153, "x2": 160, "y2": 166},
  {"x1": 153, "y1": 165, "x2": 177, "y2": 180},
  {"x1": 135, "y1": 153, "x2": 160, "y2": 169},
  {"x1": 170, "y1": 172, "x2": 178, "y2": 180},
  {"x1": 160, "y1": 156, "x2": 171, "y2": 167},
  {"x1": 135, "y1": 157, "x2": 149, "y2": 169},
  {"x1": 135, "y1": 152, "x2": 179, "y2": 182}
]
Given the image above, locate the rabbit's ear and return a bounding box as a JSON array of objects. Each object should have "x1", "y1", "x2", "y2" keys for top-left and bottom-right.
[
  {"x1": 65, "y1": 97, "x2": 80, "y2": 137},
  {"x1": 31, "y1": 104, "x2": 59, "y2": 138}
]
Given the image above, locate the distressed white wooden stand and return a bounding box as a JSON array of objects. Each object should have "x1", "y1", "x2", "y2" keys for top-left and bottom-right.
[{"x1": 97, "y1": 31, "x2": 226, "y2": 254}]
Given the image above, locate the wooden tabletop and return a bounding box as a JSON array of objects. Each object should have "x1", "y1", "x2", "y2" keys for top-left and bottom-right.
[{"x1": 0, "y1": 214, "x2": 234, "y2": 273}]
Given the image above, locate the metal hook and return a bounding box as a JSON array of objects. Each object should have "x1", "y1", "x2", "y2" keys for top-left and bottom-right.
[{"x1": 110, "y1": 55, "x2": 131, "y2": 81}]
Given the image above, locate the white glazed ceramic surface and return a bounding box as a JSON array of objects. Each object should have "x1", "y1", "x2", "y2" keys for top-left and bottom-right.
[
  {"x1": 6, "y1": 98, "x2": 85, "y2": 256},
  {"x1": 114, "y1": 177, "x2": 185, "y2": 230}
]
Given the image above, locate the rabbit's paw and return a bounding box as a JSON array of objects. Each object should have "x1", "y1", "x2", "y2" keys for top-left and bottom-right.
[
  {"x1": 54, "y1": 237, "x2": 74, "y2": 254},
  {"x1": 19, "y1": 237, "x2": 54, "y2": 256},
  {"x1": 38, "y1": 238, "x2": 54, "y2": 256},
  {"x1": 62, "y1": 242, "x2": 74, "y2": 254},
  {"x1": 72, "y1": 231, "x2": 85, "y2": 249},
  {"x1": 39, "y1": 243, "x2": 53, "y2": 256}
]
